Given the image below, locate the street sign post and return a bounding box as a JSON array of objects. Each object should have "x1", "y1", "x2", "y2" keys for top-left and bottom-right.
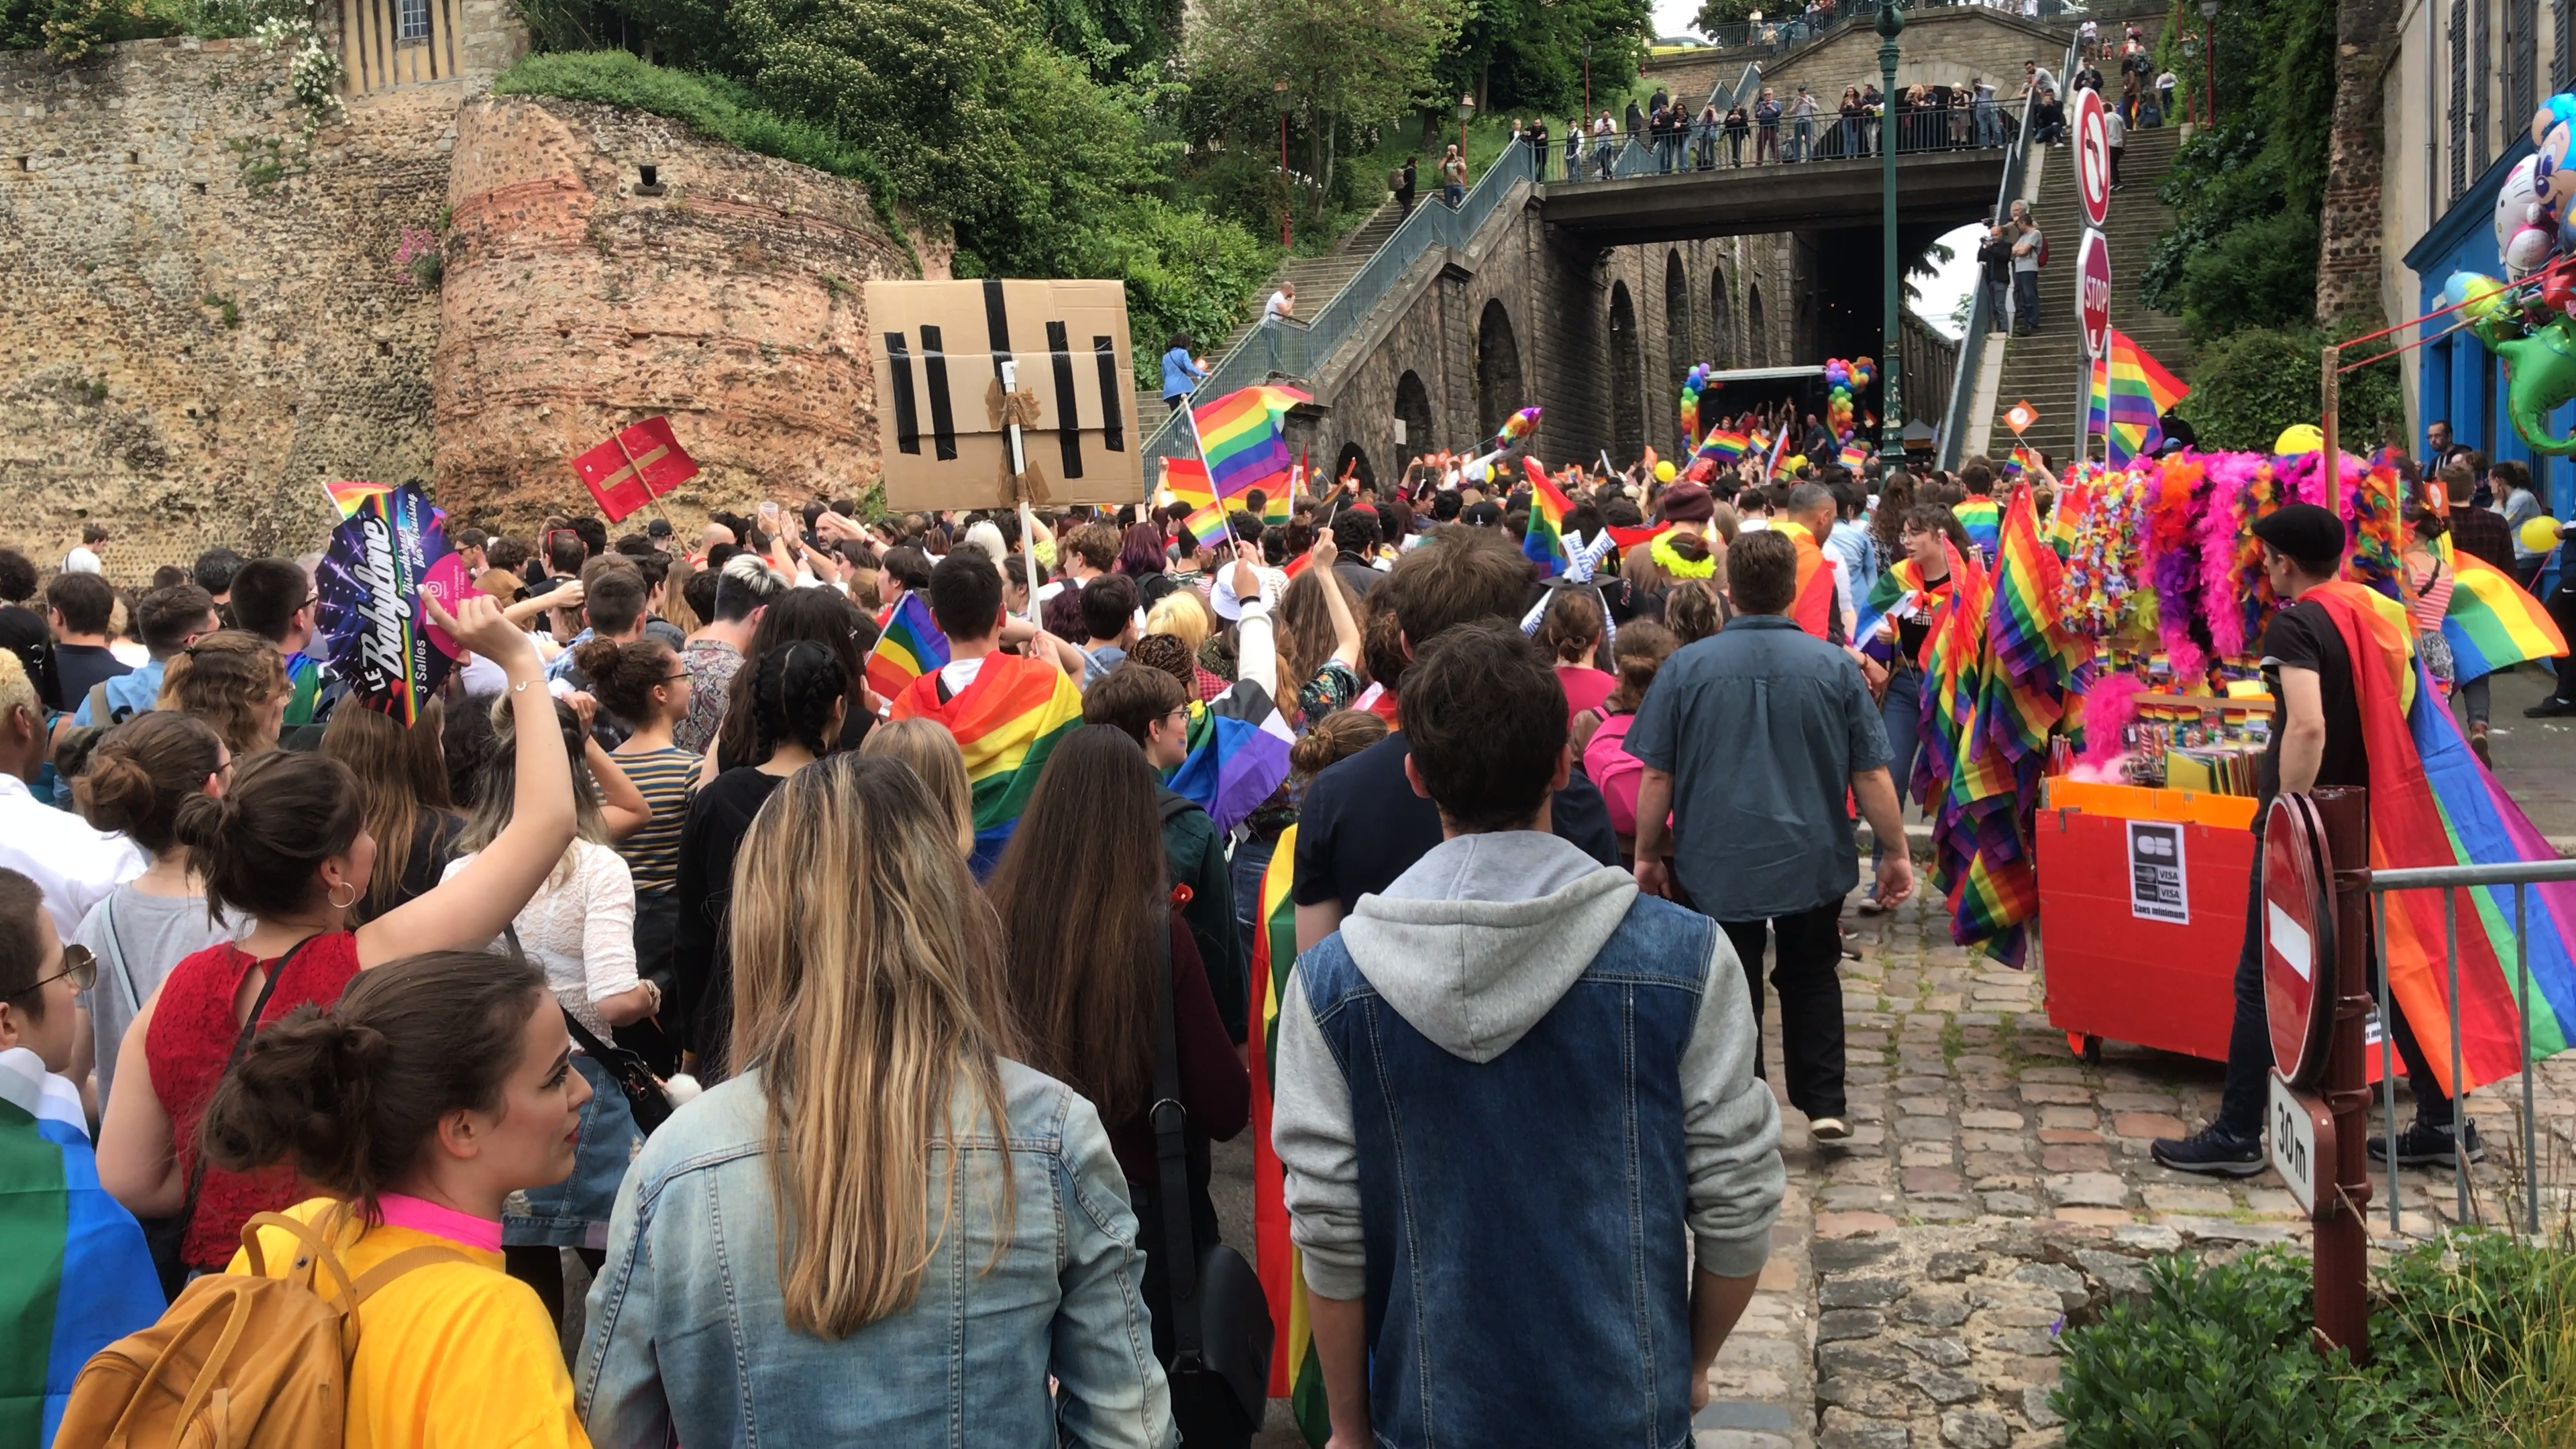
[
  {"x1": 2077, "y1": 229, "x2": 2112, "y2": 360},
  {"x1": 2263, "y1": 794, "x2": 2336, "y2": 1087},
  {"x1": 2074, "y1": 87, "x2": 2110, "y2": 229},
  {"x1": 2267, "y1": 1071, "x2": 2337, "y2": 1220}
]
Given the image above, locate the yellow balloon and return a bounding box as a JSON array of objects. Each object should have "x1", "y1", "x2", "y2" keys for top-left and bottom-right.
[
  {"x1": 2522, "y1": 515, "x2": 2565, "y2": 553},
  {"x1": 2273, "y1": 423, "x2": 2325, "y2": 456},
  {"x1": 1654, "y1": 460, "x2": 1677, "y2": 483}
]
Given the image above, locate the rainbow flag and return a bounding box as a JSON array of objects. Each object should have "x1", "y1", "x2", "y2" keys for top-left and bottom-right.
[
  {"x1": 865, "y1": 592, "x2": 950, "y2": 704},
  {"x1": 2440, "y1": 549, "x2": 2568, "y2": 681},
  {"x1": 888, "y1": 651, "x2": 1085, "y2": 875},
  {"x1": 1248, "y1": 826, "x2": 1331, "y2": 1446},
  {"x1": 1163, "y1": 458, "x2": 1230, "y2": 548},
  {"x1": 1699, "y1": 429, "x2": 1750, "y2": 463},
  {"x1": 1982, "y1": 486, "x2": 2088, "y2": 761},
  {"x1": 1165, "y1": 680, "x2": 1295, "y2": 836},
  {"x1": 1952, "y1": 496, "x2": 2002, "y2": 558},
  {"x1": 2306, "y1": 582, "x2": 2576, "y2": 1093},
  {"x1": 1191, "y1": 385, "x2": 1309, "y2": 507},
  {"x1": 322, "y1": 479, "x2": 396, "y2": 518},
  {"x1": 1522, "y1": 460, "x2": 1573, "y2": 575},
  {"x1": 0, "y1": 1051, "x2": 164, "y2": 1446},
  {"x1": 1837, "y1": 441, "x2": 1870, "y2": 470},
  {"x1": 2084, "y1": 329, "x2": 2190, "y2": 466}
]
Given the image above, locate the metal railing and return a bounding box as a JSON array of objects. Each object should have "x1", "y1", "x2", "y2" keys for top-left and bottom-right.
[
  {"x1": 1687, "y1": 0, "x2": 2092, "y2": 58},
  {"x1": 1556, "y1": 103, "x2": 2021, "y2": 183},
  {"x1": 2368, "y1": 857, "x2": 2576, "y2": 1240},
  {"x1": 1140, "y1": 140, "x2": 1542, "y2": 468},
  {"x1": 1935, "y1": 30, "x2": 2078, "y2": 468}
]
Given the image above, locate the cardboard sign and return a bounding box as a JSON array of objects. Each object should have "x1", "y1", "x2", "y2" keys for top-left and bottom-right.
[
  {"x1": 866, "y1": 279, "x2": 1144, "y2": 511},
  {"x1": 572, "y1": 417, "x2": 699, "y2": 523},
  {"x1": 314, "y1": 480, "x2": 454, "y2": 725},
  {"x1": 2125, "y1": 818, "x2": 2188, "y2": 924}
]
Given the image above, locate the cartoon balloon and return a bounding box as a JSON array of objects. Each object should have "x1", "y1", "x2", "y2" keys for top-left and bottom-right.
[
  {"x1": 2508, "y1": 223, "x2": 2557, "y2": 281},
  {"x1": 2273, "y1": 423, "x2": 2324, "y2": 457},
  {"x1": 2533, "y1": 93, "x2": 2576, "y2": 146},
  {"x1": 2449, "y1": 272, "x2": 2510, "y2": 319},
  {"x1": 2497, "y1": 156, "x2": 2545, "y2": 256}
]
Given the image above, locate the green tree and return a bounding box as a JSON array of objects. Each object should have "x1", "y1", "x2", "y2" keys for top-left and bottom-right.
[
  {"x1": 1436, "y1": 0, "x2": 1649, "y2": 121},
  {"x1": 1689, "y1": 0, "x2": 1761, "y2": 30}
]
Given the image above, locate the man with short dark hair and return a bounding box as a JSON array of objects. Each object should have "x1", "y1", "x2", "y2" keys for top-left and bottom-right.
[
  {"x1": 1330, "y1": 508, "x2": 1386, "y2": 597},
  {"x1": 72, "y1": 584, "x2": 217, "y2": 727},
  {"x1": 0, "y1": 551, "x2": 40, "y2": 689},
  {"x1": 451, "y1": 528, "x2": 490, "y2": 578},
  {"x1": 1627, "y1": 529, "x2": 1912, "y2": 1142},
  {"x1": 62, "y1": 523, "x2": 107, "y2": 577},
  {"x1": 1078, "y1": 572, "x2": 1140, "y2": 687},
  {"x1": 1294, "y1": 527, "x2": 1621, "y2": 954},
  {"x1": 676, "y1": 553, "x2": 783, "y2": 754},
  {"x1": 191, "y1": 547, "x2": 244, "y2": 608},
  {"x1": 1275, "y1": 619, "x2": 1783, "y2": 1448},
  {"x1": 41, "y1": 574, "x2": 127, "y2": 714},
  {"x1": 227, "y1": 557, "x2": 328, "y2": 726}
]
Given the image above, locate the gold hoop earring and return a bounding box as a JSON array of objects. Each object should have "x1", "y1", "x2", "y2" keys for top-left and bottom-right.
[{"x1": 327, "y1": 881, "x2": 358, "y2": 911}]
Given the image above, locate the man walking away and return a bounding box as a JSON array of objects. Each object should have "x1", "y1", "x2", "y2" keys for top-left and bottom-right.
[
  {"x1": 62, "y1": 524, "x2": 107, "y2": 577},
  {"x1": 1625, "y1": 531, "x2": 1914, "y2": 1142},
  {"x1": 2104, "y1": 100, "x2": 2125, "y2": 191},
  {"x1": 1275, "y1": 621, "x2": 1784, "y2": 1449},
  {"x1": 2153, "y1": 505, "x2": 2474, "y2": 1174}
]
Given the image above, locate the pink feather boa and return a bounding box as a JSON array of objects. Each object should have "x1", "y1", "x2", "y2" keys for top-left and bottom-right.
[{"x1": 2077, "y1": 671, "x2": 2146, "y2": 769}]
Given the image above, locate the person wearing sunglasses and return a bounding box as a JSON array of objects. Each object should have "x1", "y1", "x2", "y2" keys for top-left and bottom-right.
[
  {"x1": 224, "y1": 557, "x2": 333, "y2": 732},
  {"x1": 0, "y1": 865, "x2": 166, "y2": 1432}
]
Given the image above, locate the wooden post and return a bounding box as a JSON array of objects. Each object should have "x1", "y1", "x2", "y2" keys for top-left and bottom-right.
[{"x1": 2322, "y1": 343, "x2": 2342, "y2": 515}]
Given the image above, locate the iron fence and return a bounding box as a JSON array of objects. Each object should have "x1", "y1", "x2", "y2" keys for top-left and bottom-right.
[{"x1": 1554, "y1": 102, "x2": 2021, "y2": 183}]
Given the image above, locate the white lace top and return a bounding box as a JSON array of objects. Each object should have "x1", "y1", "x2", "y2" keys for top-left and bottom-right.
[{"x1": 443, "y1": 840, "x2": 639, "y2": 1038}]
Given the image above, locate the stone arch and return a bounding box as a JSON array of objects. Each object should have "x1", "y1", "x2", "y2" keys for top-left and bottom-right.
[
  {"x1": 1711, "y1": 266, "x2": 1735, "y2": 368},
  {"x1": 1746, "y1": 281, "x2": 1766, "y2": 367},
  {"x1": 1609, "y1": 279, "x2": 1644, "y2": 466},
  {"x1": 1474, "y1": 299, "x2": 1525, "y2": 442},
  {"x1": 1395, "y1": 369, "x2": 1436, "y2": 458},
  {"x1": 1332, "y1": 439, "x2": 1376, "y2": 491},
  {"x1": 1664, "y1": 250, "x2": 1692, "y2": 453}
]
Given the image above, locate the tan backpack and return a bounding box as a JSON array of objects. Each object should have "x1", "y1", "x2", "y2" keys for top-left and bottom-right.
[{"x1": 54, "y1": 1209, "x2": 468, "y2": 1448}]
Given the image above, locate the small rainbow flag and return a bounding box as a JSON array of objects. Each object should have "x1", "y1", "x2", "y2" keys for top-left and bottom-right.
[
  {"x1": 2084, "y1": 329, "x2": 2190, "y2": 466},
  {"x1": 2440, "y1": 549, "x2": 2567, "y2": 680},
  {"x1": 1164, "y1": 458, "x2": 1232, "y2": 547},
  {"x1": 1837, "y1": 441, "x2": 1870, "y2": 470},
  {"x1": 887, "y1": 651, "x2": 1085, "y2": 875},
  {"x1": 1166, "y1": 681, "x2": 1295, "y2": 836},
  {"x1": 323, "y1": 480, "x2": 396, "y2": 519},
  {"x1": 1699, "y1": 429, "x2": 1750, "y2": 463},
  {"x1": 1191, "y1": 385, "x2": 1309, "y2": 507},
  {"x1": 1952, "y1": 496, "x2": 2002, "y2": 558},
  {"x1": 1522, "y1": 458, "x2": 1572, "y2": 574},
  {"x1": 1249, "y1": 824, "x2": 1332, "y2": 1444},
  {"x1": 866, "y1": 592, "x2": 950, "y2": 704}
]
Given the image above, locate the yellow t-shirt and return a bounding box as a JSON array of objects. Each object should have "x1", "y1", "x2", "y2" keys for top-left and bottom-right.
[{"x1": 227, "y1": 1197, "x2": 591, "y2": 1449}]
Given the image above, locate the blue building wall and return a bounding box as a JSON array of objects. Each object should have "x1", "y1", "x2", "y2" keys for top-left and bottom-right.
[{"x1": 2405, "y1": 138, "x2": 2576, "y2": 520}]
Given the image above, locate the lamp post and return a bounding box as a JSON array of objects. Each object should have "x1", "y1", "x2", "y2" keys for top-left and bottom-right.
[
  {"x1": 2179, "y1": 32, "x2": 2198, "y2": 126},
  {"x1": 1274, "y1": 79, "x2": 1293, "y2": 250},
  {"x1": 2199, "y1": 0, "x2": 2219, "y2": 124},
  {"x1": 1582, "y1": 40, "x2": 1593, "y2": 122},
  {"x1": 1876, "y1": 0, "x2": 1906, "y2": 470},
  {"x1": 1456, "y1": 93, "x2": 1477, "y2": 171}
]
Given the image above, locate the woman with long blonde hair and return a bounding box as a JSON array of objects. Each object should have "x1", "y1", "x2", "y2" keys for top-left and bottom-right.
[
  {"x1": 318, "y1": 700, "x2": 455, "y2": 922},
  {"x1": 579, "y1": 754, "x2": 1173, "y2": 1446},
  {"x1": 857, "y1": 716, "x2": 974, "y2": 860},
  {"x1": 155, "y1": 629, "x2": 286, "y2": 757}
]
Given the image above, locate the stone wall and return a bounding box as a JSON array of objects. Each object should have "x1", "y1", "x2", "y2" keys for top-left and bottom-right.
[
  {"x1": 1767, "y1": 8, "x2": 2072, "y2": 101},
  {"x1": 433, "y1": 96, "x2": 921, "y2": 525},
  {"x1": 0, "y1": 38, "x2": 458, "y2": 576}
]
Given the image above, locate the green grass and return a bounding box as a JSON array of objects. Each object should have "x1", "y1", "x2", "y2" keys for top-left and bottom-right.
[{"x1": 490, "y1": 51, "x2": 918, "y2": 272}]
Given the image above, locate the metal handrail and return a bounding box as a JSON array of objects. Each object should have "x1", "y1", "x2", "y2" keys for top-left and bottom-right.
[
  {"x1": 1138, "y1": 141, "x2": 1540, "y2": 468},
  {"x1": 1935, "y1": 31, "x2": 2077, "y2": 468}
]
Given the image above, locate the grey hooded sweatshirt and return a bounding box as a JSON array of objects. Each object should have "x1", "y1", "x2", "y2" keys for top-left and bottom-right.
[{"x1": 1271, "y1": 830, "x2": 1785, "y2": 1300}]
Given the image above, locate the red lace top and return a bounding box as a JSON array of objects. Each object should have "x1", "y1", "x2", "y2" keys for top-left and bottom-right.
[{"x1": 144, "y1": 931, "x2": 364, "y2": 1268}]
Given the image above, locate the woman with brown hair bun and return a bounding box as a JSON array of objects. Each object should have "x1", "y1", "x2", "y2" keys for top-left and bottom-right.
[
  {"x1": 985, "y1": 724, "x2": 1248, "y2": 1375},
  {"x1": 70, "y1": 711, "x2": 237, "y2": 1110},
  {"x1": 154, "y1": 629, "x2": 286, "y2": 758},
  {"x1": 200, "y1": 949, "x2": 592, "y2": 1447},
  {"x1": 95, "y1": 594, "x2": 578, "y2": 1281},
  {"x1": 318, "y1": 701, "x2": 457, "y2": 924}
]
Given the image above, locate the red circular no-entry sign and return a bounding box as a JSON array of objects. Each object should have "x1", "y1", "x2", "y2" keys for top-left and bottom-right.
[
  {"x1": 2077, "y1": 228, "x2": 2112, "y2": 360},
  {"x1": 2074, "y1": 87, "x2": 2110, "y2": 230},
  {"x1": 2263, "y1": 794, "x2": 2339, "y2": 1089}
]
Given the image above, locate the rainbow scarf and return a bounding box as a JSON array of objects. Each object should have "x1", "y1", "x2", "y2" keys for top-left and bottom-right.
[
  {"x1": 865, "y1": 592, "x2": 950, "y2": 704},
  {"x1": 1191, "y1": 385, "x2": 1309, "y2": 510},
  {"x1": 1952, "y1": 496, "x2": 2002, "y2": 558},
  {"x1": 1523, "y1": 462, "x2": 1574, "y2": 575},
  {"x1": 2304, "y1": 583, "x2": 2576, "y2": 1094},
  {"x1": 1248, "y1": 827, "x2": 1332, "y2": 1446},
  {"x1": 2436, "y1": 544, "x2": 2568, "y2": 681},
  {"x1": 1774, "y1": 521, "x2": 1837, "y2": 639},
  {"x1": 888, "y1": 651, "x2": 1085, "y2": 875}
]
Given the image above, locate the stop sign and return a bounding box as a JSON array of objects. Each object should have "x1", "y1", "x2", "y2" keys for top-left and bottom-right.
[
  {"x1": 2074, "y1": 87, "x2": 2110, "y2": 229},
  {"x1": 2263, "y1": 794, "x2": 2339, "y2": 1088},
  {"x1": 2077, "y1": 229, "x2": 2111, "y2": 359}
]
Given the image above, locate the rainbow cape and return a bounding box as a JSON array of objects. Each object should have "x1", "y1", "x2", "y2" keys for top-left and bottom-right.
[
  {"x1": 1248, "y1": 826, "x2": 1330, "y2": 1446},
  {"x1": 1522, "y1": 460, "x2": 1574, "y2": 575},
  {"x1": 2437, "y1": 547, "x2": 2567, "y2": 681},
  {"x1": 888, "y1": 651, "x2": 1085, "y2": 875},
  {"x1": 1165, "y1": 680, "x2": 1295, "y2": 836},
  {"x1": 2084, "y1": 329, "x2": 2190, "y2": 466},
  {"x1": 1191, "y1": 385, "x2": 1309, "y2": 509},
  {"x1": 0, "y1": 1050, "x2": 164, "y2": 1446},
  {"x1": 2304, "y1": 582, "x2": 2576, "y2": 1093},
  {"x1": 865, "y1": 592, "x2": 951, "y2": 704},
  {"x1": 1774, "y1": 520, "x2": 1837, "y2": 639},
  {"x1": 1951, "y1": 496, "x2": 2002, "y2": 558}
]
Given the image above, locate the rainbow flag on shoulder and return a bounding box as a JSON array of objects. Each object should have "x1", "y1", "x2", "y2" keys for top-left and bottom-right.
[
  {"x1": 2438, "y1": 547, "x2": 2567, "y2": 681},
  {"x1": 0, "y1": 1049, "x2": 164, "y2": 1446},
  {"x1": 888, "y1": 651, "x2": 1085, "y2": 874},
  {"x1": 1951, "y1": 496, "x2": 2002, "y2": 559},
  {"x1": 865, "y1": 592, "x2": 950, "y2": 704},
  {"x1": 1249, "y1": 828, "x2": 1331, "y2": 1446}
]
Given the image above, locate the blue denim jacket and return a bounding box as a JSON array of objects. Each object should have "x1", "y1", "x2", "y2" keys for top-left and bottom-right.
[{"x1": 577, "y1": 1062, "x2": 1177, "y2": 1449}]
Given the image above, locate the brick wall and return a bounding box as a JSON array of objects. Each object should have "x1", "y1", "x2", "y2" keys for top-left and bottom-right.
[{"x1": 2318, "y1": 0, "x2": 2404, "y2": 327}]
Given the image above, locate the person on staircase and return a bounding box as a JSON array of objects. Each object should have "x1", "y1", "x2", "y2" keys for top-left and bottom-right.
[{"x1": 2009, "y1": 203, "x2": 2044, "y2": 336}]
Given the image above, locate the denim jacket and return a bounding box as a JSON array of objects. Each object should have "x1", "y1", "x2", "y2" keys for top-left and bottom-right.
[{"x1": 577, "y1": 1063, "x2": 1177, "y2": 1449}]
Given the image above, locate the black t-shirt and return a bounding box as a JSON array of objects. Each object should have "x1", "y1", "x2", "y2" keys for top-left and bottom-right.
[
  {"x1": 0, "y1": 606, "x2": 46, "y2": 686},
  {"x1": 1291, "y1": 731, "x2": 1621, "y2": 908},
  {"x1": 1895, "y1": 572, "x2": 1952, "y2": 665},
  {"x1": 50, "y1": 643, "x2": 131, "y2": 716},
  {"x1": 2254, "y1": 600, "x2": 2367, "y2": 827}
]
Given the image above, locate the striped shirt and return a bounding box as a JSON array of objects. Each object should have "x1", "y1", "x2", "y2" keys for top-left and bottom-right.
[{"x1": 614, "y1": 746, "x2": 701, "y2": 896}]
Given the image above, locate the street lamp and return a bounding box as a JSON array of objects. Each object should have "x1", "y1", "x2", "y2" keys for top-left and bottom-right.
[
  {"x1": 1273, "y1": 79, "x2": 1293, "y2": 250},
  {"x1": 1876, "y1": 0, "x2": 1905, "y2": 470},
  {"x1": 1582, "y1": 40, "x2": 1593, "y2": 121},
  {"x1": 1456, "y1": 93, "x2": 1477, "y2": 170},
  {"x1": 2199, "y1": 0, "x2": 2219, "y2": 124}
]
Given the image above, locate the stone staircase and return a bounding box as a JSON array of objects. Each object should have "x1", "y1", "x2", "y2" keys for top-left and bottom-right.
[
  {"x1": 1985, "y1": 121, "x2": 2194, "y2": 466},
  {"x1": 1134, "y1": 199, "x2": 1408, "y2": 421}
]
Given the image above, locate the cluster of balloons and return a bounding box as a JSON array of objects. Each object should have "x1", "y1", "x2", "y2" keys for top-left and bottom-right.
[
  {"x1": 2445, "y1": 94, "x2": 2576, "y2": 453},
  {"x1": 1823, "y1": 356, "x2": 1876, "y2": 439}
]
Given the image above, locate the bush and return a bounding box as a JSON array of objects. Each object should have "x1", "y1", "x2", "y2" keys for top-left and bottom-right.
[
  {"x1": 2054, "y1": 1237, "x2": 2576, "y2": 1448},
  {"x1": 1080, "y1": 195, "x2": 1276, "y2": 388},
  {"x1": 2174, "y1": 326, "x2": 2404, "y2": 455},
  {"x1": 2172, "y1": 208, "x2": 2318, "y2": 340}
]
